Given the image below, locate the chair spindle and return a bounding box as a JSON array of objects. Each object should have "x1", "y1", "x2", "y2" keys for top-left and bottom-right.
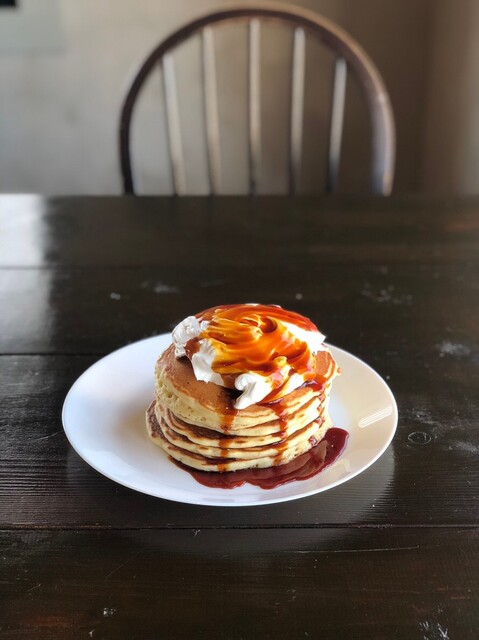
[
  {"x1": 248, "y1": 19, "x2": 261, "y2": 195},
  {"x1": 326, "y1": 56, "x2": 347, "y2": 194},
  {"x1": 202, "y1": 27, "x2": 221, "y2": 195},
  {"x1": 163, "y1": 53, "x2": 186, "y2": 195},
  {"x1": 289, "y1": 27, "x2": 306, "y2": 195}
]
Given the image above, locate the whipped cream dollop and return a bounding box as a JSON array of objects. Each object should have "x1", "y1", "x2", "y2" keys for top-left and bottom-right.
[{"x1": 172, "y1": 304, "x2": 327, "y2": 409}]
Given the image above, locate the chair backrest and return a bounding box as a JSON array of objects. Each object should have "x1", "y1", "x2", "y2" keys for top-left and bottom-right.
[{"x1": 119, "y1": 2, "x2": 395, "y2": 196}]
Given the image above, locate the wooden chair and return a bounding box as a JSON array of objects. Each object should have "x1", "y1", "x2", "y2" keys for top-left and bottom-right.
[{"x1": 119, "y1": 2, "x2": 395, "y2": 195}]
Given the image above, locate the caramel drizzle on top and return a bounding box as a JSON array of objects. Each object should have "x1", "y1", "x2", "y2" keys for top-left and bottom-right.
[{"x1": 184, "y1": 304, "x2": 328, "y2": 406}]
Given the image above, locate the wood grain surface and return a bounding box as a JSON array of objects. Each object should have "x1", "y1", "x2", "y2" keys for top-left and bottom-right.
[
  {"x1": 0, "y1": 195, "x2": 478, "y2": 638},
  {"x1": 2, "y1": 528, "x2": 477, "y2": 640}
]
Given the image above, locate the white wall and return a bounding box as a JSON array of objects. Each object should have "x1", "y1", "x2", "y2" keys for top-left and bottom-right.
[
  {"x1": 0, "y1": 0, "x2": 432, "y2": 194},
  {"x1": 421, "y1": 0, "x2": 479, "y2": 195}
]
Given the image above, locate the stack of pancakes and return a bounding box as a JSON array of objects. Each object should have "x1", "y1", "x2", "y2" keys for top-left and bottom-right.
[{"x1": 146, "y1": 344, "x2": 337, "y2": 472}]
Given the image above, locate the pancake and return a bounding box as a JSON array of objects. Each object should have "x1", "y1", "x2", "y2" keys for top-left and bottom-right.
[
  {"x1": 147, "y1": 401, "x2": 332, "y2": 472},
  {"x1": 147, "y1": 345, "x2": 336, "y2": 472},
  {"x1": 147, "y1": 305, "x2": 340, "y2": 474},
  {"x1": 158, "y1": 404, "x2": 326, "y2": 460},
  {"x1": 155, "y1": 344, "x2": 334, "y2": 435},
  {"x1": 155, "y1": 397, "x2": 325, "y2": 448}
]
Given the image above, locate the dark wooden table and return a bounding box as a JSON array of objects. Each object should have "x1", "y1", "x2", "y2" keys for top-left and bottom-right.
[{"x1": 1, "y1": 195, "x2": 478, "y2": 639}]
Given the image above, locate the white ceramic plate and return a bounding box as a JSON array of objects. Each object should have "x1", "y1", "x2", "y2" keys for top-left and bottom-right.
[{"x1": 62, "y1": 334, "x2": 398, "y2": 507}]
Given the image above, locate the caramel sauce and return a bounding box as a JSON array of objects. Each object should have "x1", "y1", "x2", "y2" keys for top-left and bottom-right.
[
  {"x1": 174, "y1": 428, "x2": 348, "y2": 490},
  {"x1": 184, "y1": 304, "x2": 329, "y2": 405},
  {"x1": 220, "y1": 404, "x2": 238, "y2": 433},
  {"x1": 303, "y1": 379, "x2": 327, "y2": 394},
  {"x1": 268, "y1": 397, "x2": 289, "y2": 435}
]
